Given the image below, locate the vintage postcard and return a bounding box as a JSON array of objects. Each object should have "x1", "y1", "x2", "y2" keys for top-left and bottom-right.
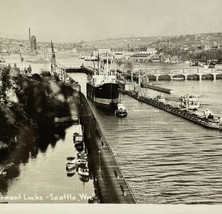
[{"x1": 1, "y1": 0, "x2": 222, "y2": 213}]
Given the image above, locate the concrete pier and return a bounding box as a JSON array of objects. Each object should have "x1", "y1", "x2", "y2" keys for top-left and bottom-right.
[
  {"x1": 79, "y1": 92, "x2": 136, "y2": 203},
  {"x1": 141, "y1": 83, "x2": 173, "y2": 94}
]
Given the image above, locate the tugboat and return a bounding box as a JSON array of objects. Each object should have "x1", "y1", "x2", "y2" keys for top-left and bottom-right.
[
  {"x1": 115, "y1": 103, "x2": 127, "y2": 117},
  {"x1": 180, "y1": 95, "x2": 200, "y2": 110}
]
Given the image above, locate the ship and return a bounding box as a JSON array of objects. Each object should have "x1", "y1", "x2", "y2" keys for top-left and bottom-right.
[
  {"x1": 115, "y1": 103, "x2": 127, "y2": 117},
  {"x1": 86, "y1": 53, "x2": 119, "y2": 110}
]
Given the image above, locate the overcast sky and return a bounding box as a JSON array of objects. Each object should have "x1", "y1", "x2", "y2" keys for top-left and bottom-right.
[{"x1": 1, "y1": 0, "x2": 222, "y2": 42}]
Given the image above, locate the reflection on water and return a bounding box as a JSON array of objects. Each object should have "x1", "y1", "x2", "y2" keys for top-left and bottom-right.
[
  {"x1": 0, "y1": 124, "x2": 95, "y2": 203},
  {"x1": 0, "y1": 55, "x2": 96, "y2": 203}
]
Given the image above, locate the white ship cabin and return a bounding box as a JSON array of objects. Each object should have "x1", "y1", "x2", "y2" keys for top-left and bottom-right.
[
  {"x1": 91, "y1": 74, "x2": 117, "y2": 87},
  {"x1": 117, "y1": 103, "x2": 126, "y2": 110}
]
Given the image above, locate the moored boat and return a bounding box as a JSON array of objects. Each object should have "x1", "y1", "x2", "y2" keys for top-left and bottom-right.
[
  {"x1": 66, "y1": 157, "x2": 77, "y2": 171},
  {"x1": 77, "y1": 151, "x2": 88, "y2": 160},
  {"x1": 86, "y1": 53, "x2": 119, "y2": 110},
  {"x1": 74, "y1": 142, "x2": 84, "y2": 152},
  {"x1": 73, "y1": 125, "x2": 84, "y2": 145},
  {"x1": 78, "y1": 164, "x2": 89, "y2": 177}
]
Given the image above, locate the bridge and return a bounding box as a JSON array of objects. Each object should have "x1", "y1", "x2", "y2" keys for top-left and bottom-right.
[{"x1": 133, "y1": 68, "x2": 222, "y2": 81}]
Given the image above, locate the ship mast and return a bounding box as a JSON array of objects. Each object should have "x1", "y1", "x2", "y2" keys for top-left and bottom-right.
[
  {"x1": 106, "y1": 52, "x2": 108, "y2": 74},
  {"x1": 97, "y1": 52, "x2": 100, "y2": 73},
  {"x1": 51, "y1": 41, "x2": 56, "y2": 74}
]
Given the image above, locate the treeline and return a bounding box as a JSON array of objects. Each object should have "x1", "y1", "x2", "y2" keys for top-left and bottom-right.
[
  {"x1": 187, "y1": 49, "x2": 222, "y2": 62},
  {"x1": 0, "y1": 67, "x2": 75, "y2": 161}
]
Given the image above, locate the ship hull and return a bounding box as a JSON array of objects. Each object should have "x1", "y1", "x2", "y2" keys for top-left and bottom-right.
[{"x1": 87, "y1": 83, "x2": 119, "y2": 110}]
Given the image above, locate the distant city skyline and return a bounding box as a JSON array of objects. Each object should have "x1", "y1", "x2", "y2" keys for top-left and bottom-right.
[{"x1": 1, "y1": 0, "x2": 222, "y2": 43}]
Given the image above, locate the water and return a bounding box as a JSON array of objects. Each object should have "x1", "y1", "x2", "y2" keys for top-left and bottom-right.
[
  {"x1": 2, "y1": 54, "x2": 222, "y2": 204},
  {"x1": 74, "y1": 73, "x2": 222, "y2": 204},
  {"x1": 0, "y1": 125, "x2": 94, "y2": 203}
]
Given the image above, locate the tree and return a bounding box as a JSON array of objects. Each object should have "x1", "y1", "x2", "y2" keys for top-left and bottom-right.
[{"x1": 0, "y1": 67, "x2": 11, "y2": 102}]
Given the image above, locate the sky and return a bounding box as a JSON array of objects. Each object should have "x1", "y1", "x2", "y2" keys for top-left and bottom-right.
[{"x1": 1, "y1": 0, "x2": 222, "y2": 43}]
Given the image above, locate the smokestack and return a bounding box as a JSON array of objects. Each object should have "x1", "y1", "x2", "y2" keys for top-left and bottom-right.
[{"x1": 29, "y1": 28, "x2": 31, "y2": 41}]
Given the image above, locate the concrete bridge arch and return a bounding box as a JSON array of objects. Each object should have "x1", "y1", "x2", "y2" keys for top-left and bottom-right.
[
  {"x1": 171, "y1": 74, "x2": 186, "y2": 80},
  {"x1": 158, "y1": 74, "x2": 171, "y2": 81},
  {"x1": 201, "y1": 73, "x2": 215, "y2": 80},
  {"x1": 187, "y1": 74, "x2": 199, "y2": 80},
  {"x1": 147, "y1": 75, "x2": 158, "y2": 81}
]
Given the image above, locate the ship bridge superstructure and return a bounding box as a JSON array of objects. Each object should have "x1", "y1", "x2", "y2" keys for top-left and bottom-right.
[{"x1": 91, "y1": 74, "x2": 117, "y2": 87}]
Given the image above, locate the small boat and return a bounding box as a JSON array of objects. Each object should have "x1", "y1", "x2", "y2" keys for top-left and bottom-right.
[
  {"x1": 76, "y1": 158, "x2": 87, "y2": 165},
  {"x1": 74, "y1": 142, "x2": 84, "y2": 152},
  {"x1": 180, "y1": 95, "x2": 200, "y2": 110},
  {"x1": 115, "y1": 103, "x2": 127, "y2": 117},
  {"x1": 67, "y1": 157, "x2": 76, "y2": 162},
  {"x1": 155, "y1": 94, "x2": 165, "y2": 103},
  {"x1": 73, "y1": 125, "x2": 84, "y2": 145},
  {"x1": 77, "y1": 152, "x2": 88, "y2": 160},
  {"x1": 76, "y1": 151, "x2": 88, "y2": 166},
  {"x1": 78, "y1": 165, "x2": 89, "y2": 177},
  {"x1": 67, "y1": 168, "x2": 76, "y2": 177},
  {"x1": 66, "y1": 157, "x2": 77, "y2": 171}
]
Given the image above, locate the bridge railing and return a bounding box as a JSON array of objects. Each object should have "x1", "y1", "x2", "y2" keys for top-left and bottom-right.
[{"x1": 133, "y1": 67, "x2": 221, "y2": 75}]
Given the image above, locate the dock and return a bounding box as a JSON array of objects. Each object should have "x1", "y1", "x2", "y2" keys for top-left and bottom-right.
[
  {"x1": 79, "y1": 92, "x2": 136, "y2": 203},
  {"x1": 141, "y1": 83, "x2": 174, "y2": 94},
  {"x1": 124, "y1": 90, "x2": 222, "y2": 130}
]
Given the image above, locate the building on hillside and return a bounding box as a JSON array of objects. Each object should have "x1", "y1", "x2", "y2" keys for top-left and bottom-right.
[
  {"x1": 129, "y1": 53, "x2": 150, "y2": 62},
  {"x1": 151, "y1": 54, "x2": 161, "y2": 63},
  {"x1": 146, "y1": 48, "x2": 157, "y2": 55},
  {"x1": 98, "y1": 49, "x2": 111, "y2": 55},
  {"x1": 170, "y1": 56, "x2": 180, "y2": 64}
]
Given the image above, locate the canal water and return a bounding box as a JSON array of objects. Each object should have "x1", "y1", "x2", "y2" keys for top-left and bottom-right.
[
  {"x1": 70, "y1": 71, "x2": 222, "y2": 204},
  {"x1": 0, "y1": 52, "x2": 93, "y2": 203},
  {"x1": 0, "y1": 124, "x2": 94, "y2": 203},
  {"x1": 2, "y1": 54, "x2": 222, "y2": 204}
]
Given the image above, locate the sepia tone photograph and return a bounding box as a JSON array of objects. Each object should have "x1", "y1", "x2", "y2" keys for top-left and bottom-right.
[{"x1": 1, "y1": 0, "x2": 222, "y2": 213}]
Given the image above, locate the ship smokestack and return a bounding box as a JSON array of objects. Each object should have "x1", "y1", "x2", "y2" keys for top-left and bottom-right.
[{"x1": 29, "y1": 28, "x2": 31, "y2": 41}]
